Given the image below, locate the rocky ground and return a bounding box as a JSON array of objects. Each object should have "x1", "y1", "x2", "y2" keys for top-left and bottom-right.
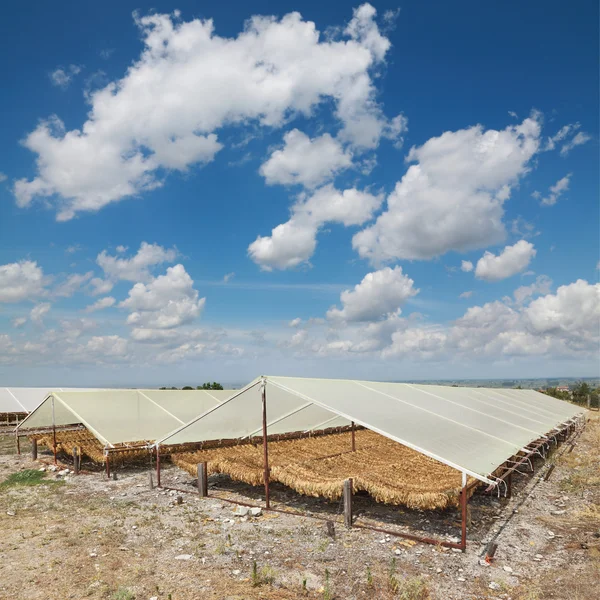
[{"x1": 0, "y1": 414, "x2": 598, "y2": 600}]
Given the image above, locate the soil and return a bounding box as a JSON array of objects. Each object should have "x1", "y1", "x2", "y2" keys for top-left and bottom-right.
[{"x1": 0, "y1": 415, "x2": 598, "y2": 600}]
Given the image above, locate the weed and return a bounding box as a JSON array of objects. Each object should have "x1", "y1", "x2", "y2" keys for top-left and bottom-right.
[
  {"x1": 366, "y1": 566, "x2": 373, "y2": 587},
  {"x1": 323, "y1": 568, "x2": 333, "y2": 600},
  {"x1": 388, "y1": 557, "x2": 399, "y2": 593},
  {"x1": 0, "y1": 469, "x2": 63, "y2": 489},
  {"x1": 397, "y1": 576, "x2": 430, "y2": 600},
  {"x1": 251, "y1": 561, "x2": 276, "y2": 587},
  {"x1": 112, "y1": 588, "x2": 135, "y2": 600}
]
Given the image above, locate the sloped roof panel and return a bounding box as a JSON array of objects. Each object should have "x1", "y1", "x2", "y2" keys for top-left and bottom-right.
[{"x1": 158, "y1": 376, "x2": 584, "y2": 482}]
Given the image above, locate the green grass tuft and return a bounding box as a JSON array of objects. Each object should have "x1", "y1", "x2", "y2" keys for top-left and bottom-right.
[{"x1": 0, "y1": 469, "x2": 63, "y2": 489}]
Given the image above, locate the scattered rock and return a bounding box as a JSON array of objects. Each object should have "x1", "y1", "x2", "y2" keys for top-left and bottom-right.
[
  {"x1": 38, "y1": 467, "x2": 46, "y2": 472},
  {"x1": 89, "y1": 553, "x2": 98, "y2": 558},
  {"x1": 249, "y1": 507, "x2": 262, "y2": 517},
  {"x1": 232, "y1": 569, "x2": 241, "y2": 576},
  {"x1": 457, "y1": 577, "x2": 466, "y2": 582},
  {"x1": 551, "y1": 510, "x2": 566, "y2": 516},
  {"x1": 503, "y1": 566, "x2": 513, "y2": 573},
  {"x1": 436, "y1": 568, "x2": 442, "y2": 574},
  {"x1": 394, "y1": 549, "x2": 401, "y2": 556},
  {"x1": 6, "y1": 511, "x2": 15, "y2": 517},
  {"x1": 489, "y1": 582, "x2": 500, "y2": 591},
  {"x1": 175, "y1": 554, "x2": 193, "y2": 561},
  {"x1": 234, "y1": 506, "x2": 249, "y2": 517}
]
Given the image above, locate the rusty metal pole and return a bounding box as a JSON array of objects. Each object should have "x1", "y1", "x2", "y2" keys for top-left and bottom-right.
[
  {"x1": 156, "y1": 446, "x2": 161, "y2": 487},
  {"x1": 351, "y1": 421, "x2": 356, "y2": 452},
  {"x1": 15, "y1": 432, "x2": 20, "y2": 455},
  {"x1": 105, "y1": 452, "x2": 111, "y2": 478},
  {"x1": 261, "y1": 378, "x2": 270, "y2": 509},
  {"x1": 460, "y1": 472, "x2": 467, "y2": 552},
  {"x1": 51, "y1": 396, "x2": 58, "y2": 465}
]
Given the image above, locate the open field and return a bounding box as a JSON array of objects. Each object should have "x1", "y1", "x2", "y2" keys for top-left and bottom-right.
[{"x1": 0, "y1": 415, "x2": 598, "y2": 600}]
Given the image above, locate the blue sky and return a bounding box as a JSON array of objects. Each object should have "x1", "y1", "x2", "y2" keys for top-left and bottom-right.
[{"x1": 0, "y1": 1, "x2": 598, "y2": 386}]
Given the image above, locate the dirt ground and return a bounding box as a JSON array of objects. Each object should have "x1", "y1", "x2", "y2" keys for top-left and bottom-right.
[{"x1": 0, "y1": 415, "x2": 598, "y2": 600}]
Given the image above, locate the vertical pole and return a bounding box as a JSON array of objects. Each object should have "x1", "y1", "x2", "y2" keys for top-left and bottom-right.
[
  {"x1": 148, "y1": 471, "x2": 154, "y2": 490},
  {"x1": 506, "y1": 472, "x2": 512, "y2": 499},
  {"x1": 73, "y1": 447, "x2": 79, "y2": 475},
  {"x1": 351, "y1": 421, "x2": 356, "y2": 452},
  {"x1": 261, "y1": 379, "x2": 270, "y2": 509},
  {"x1": 587, "y1": 394, "x2": 591, "y2": 409},
  {"x1": 197, "y1": 462, "x2": 208, "y2": 497},
  {"x1": 105, "y1": 453, "x2": 111, "y2": 479},
  {"x1": 51, "y1": 396, "x2": 57, "y2": 466},
  {"x1": 460, "y1": 472, "x2": 467, "y2": 552},
  {"x1": 156, "y1": 446, "x2": 161, "y2": 487},
  {"x1": 343, "y1": 478, "x2": 353, "y2": 528},
  {"x1": 31, "y1": 438, "x2": 38, "y2": 461},
  {"x1": 16, "y1": 432, "x2": 20, "y2": 455}
]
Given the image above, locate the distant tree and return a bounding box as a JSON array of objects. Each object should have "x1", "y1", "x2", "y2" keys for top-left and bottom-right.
[
  {"x1": 544, "y1": 387, "x2": 570, "y2": 401},
  {"x1": 182, "y1": 386, "x2": 194, "y2": 390},
  {"x1": 515, "y1": 385, "x2": 523, "y2": 389},
  {"x1": 572, "y1": 382, "x2": 591, "y2": 405},
  {"x1": 197, "y1": 382, "x2": 224, "y2": 390}
]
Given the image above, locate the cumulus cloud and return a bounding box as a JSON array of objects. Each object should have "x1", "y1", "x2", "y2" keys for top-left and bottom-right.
[
  {"x1": 352, "y1": 114, "x2": 542, "y2": 263},
  {"x1": 459, "y1": 291, "x2": 473, "y2": 299},
  {"x1": 560, "y1": 132, "x2": 591, "y2": 156},
  {"x1": 16, "y1": 5, "x2": 399, "y2": 220},
  {"x1": 289, "y1": 317, "x2": 302, "y2": 327},
  {"x1": 30, "y1": 303, "x2": 51, "y2": 325},
  {"x1": 513, "y1": 275, "x2": 552, "y2": 305},
  {"x1": 327, "y1": 266, "x2": 418, "y2": 322},
  {"x1": 83, "y1": 296, "x2": 116, "y2": 313},
  {"x1": 49, "y1": 65, "x2": 82, "y2": 89},
  {"x1": 0, "y1": 260, "x2": 47, "y2": 302},
  {"x1": 12, "y1": 317, "x2": 27, "y2": 328},
  {"x1": 249, "y1": 185, "x2": 382, "y2": 270},
  {"x1": 120, "y1": 264, "x2": 206, "y2": 329},
  {"x1": 52, "y1": 271, "x2": 93, "y2": 297},
  {"x1": 260, "y1": 129, "x2": 353, "y2": 188},
  {"x1": 461, "y1": 260, "x2": 473, "y2": 273},
  {"x1": 97, "y1": 242, "x2": 177, "y2": 282},
  {"x1": 475, "y1": 240, "x2": 536, "y2": 282},
  {"x1": 534, "y1": 174, "x2": 571, "y2": 206}
]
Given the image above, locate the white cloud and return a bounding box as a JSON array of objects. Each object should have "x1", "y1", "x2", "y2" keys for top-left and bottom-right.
[
  {"x1": 249, "y1": 185, "x2": 382, "y2": 270},
  {"x1": 223, "y1": 272, "x2": 235, "y2": 283},
  {"x1": 12, "y1": 317, "x2": 27, "y2": 328},
  {"x1": 560, "y1": 131, "x2": 591, "y2": 156},
  {"x1": 513, "y1": 275, "x2": 552, "y2": 305},
  {"x1": 116, "y1": 245, "x2": 127, "y2": 253},
  {"x1": 97, "y1": 242, "x2": 177, "y2": 282},
  {"x1": 17, "y1": 5, "x2": 398, "y2": 220},
  {"x1": 0, "y1": 172, "x2": 7, "y2": 182},
  {"x1": 83, "y1": 296, "x2": 116, "y2": 313},
  {"x1": 353, "y1": 114, "x2": 542, "y2": 263},
  {"x1": 120, "y1": 264, "x2": 205, "y2": 329},
  {"x1": 89, "y1": 277, "x2": 114, "y2": 296},
  {"x1": 260, "y1": 129, "x2": 353, "y2": 188},
  {"x1": 525, "y1": 279, "x2": 600, "y2": 338},
  {"x1": 475, "y1": 240, "x2": 536, "y2": 282},
  {"x1": 459, "y1": 291, "x2": 473, "y2": 299},
  {"x1": 49, "y1": 65, "x2": 82, "y2": 89},
  {"x1": 30, "y1": 303, "x2": 51, "y2": 325},
  {"x1": 53, "y1": 271, "x2": 93, "y2": 297},
  {"x1": 535, "y1": 174, "x2": 571, "y2": 206},
  {"x1": 289, "y1": 317, "x2": 302, "y2": 328},
  {"x1": 461, "y1": 260, "x2": 473, "y2": 273},
  {"x1": 327, "y1": 266, "x2": 418, "y2": 322},
  {"x1": 0, "y1": 260, "x2": 47, "y2": 302}
]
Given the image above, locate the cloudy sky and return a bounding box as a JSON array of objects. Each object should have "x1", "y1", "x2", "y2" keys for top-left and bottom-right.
[{"x1": 0, "y1": 1, "x2": 598, "y2": 386}]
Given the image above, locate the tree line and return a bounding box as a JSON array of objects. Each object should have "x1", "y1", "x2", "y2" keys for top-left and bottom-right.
[
  {"x1": 159, "y1": 382, "x2": 224, "y2": 390},
  {"x1": 543, "y1": 381, "x2": 599, "y2": 407}
]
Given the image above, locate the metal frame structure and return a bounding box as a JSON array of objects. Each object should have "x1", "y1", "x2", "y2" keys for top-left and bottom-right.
[{"x1": 154, "y1": 377, "x2": 584, "y2": 551}]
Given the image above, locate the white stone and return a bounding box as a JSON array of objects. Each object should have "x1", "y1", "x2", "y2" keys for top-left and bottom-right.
[
  {"x1": 394, "y1": 549, "x2": 401, "y2": 556},
  {"x1": 503, "y1": 566, "x2": 513, "y2": 573},
  {"x1": 6, "y1": 511, "x2": 15, "y2": 516},
  {"x1": 489, "y1": 582, "x2": 500, "y2": 590},
  {"x1": 175, "y1": 554, "x2": 193, "y2": 560},
  {"x1": 457, "y1": 577, "x2": 466, "y2": 582},
  {"x1": 232, "y1": 570, "x2": 241, "y2": 576},
  {"x1": 436, "y1": 568, "x2": 442, "y2": 574},
  {"x1": 249, "y1": 507, "x2": 262, "y2": 517},
  {"x1": 535, "y1": 554, "x2": 543, "y2": 559},
  {"x1": 89, "y1": 552, "x2": 98, "y2": 557},
  {"x1": 234, "y1": 506, "x2": 249, "y2": 517}
]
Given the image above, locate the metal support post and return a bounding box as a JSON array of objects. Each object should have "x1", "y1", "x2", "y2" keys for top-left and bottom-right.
[{"x1": 261, "y1": 378, "x2": 270, "y2": 509}]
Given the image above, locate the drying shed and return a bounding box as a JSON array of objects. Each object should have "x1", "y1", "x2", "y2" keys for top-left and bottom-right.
[
  {"x1": 157, "y1": 376, "x2": 585, "y2": 549},
  {"x1": 0, "y1": 387, "x2": 97, "y2": 430},
  {"x1": 16, "y1": 389, "x2": 233, "y2": 465}
]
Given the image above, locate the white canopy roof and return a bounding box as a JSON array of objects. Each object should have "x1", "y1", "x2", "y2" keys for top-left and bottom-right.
[
  {"x1": 0, "y1": 388, "x2": 99, "y2": 413},
  {"x1": 17, "y1": 389, "x2": 233, "y2": 447},
  {"x1": 157, "y1": 376, "x2": 585, "y2": 483}
]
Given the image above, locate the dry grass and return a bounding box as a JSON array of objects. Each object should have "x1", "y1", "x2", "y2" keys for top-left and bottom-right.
[{"x1": 173, "y1": 430, "x2": 476, "y2": 510}]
